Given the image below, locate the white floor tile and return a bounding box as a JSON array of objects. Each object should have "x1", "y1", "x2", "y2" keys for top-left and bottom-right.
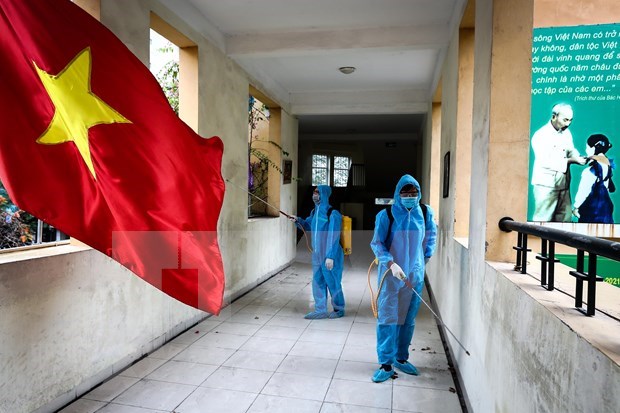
[
  {"x1": 96, "y1": 404, "x2": 166, "y2": 413},
  {"x1": 223, "y1": 350, "x2": 286, "y2": 371},
  {"x1": 349, "y1": 322, "x2": 377, "y2": 336},
  {"x1": 148, "y1": 343, "x2": 187, "y2": 360},
  {"x1": 254, "y1": 325, "x2": 305, "y2": 340},
  {"x1": 211, "y1": 321, "x2": 262, "y2": 336},
  {"x1": 333, "y1": 360, "x2": 379, "y2": 382},
  {"x1": 237, "y1": 304, "x2": 283, "y2": 316},
  {"x1": 410, "y1": 338, "x2": 446, "y2": 355},
  {"x1": 193, "y1": 319, "x2": 222, "y2": 332},
  {"x1": 340, "y1": 345, "x2": 377, "y2": 363},
  {"x1": 211, "y1": 302, "x2": 247, "y2": 318},
  {"x1": 307, "y1": 318, "x2": 353, "y2": 332},
  {"x1": 288, "y1": 341, "x2": 344, "y2": 360},
  {"x1": 266, "y1": 315, "x2": 312, "y2": 328},
  {"x1": 414, "y1": 328, "x2": 441, "y2": 340},
  {"x1": 83, "y1": 375, "x2": 139, "y2": 402},
  {"x1": 345, "y1": 333, "x2": 376, "y2": 348},
  {"x1": 239, "y1": 336, "x2": 297, "y2": 355},
  {"x1": 325, "y1": 379, "x2": 392, "y2": 409},
  {"x1": 170, "y1": 329, "x2": 207, "y2": 346},
  {"x1": 298, "y1": 329, "x2": 348, "y2": 345},
  {"x1": 173, "y1": 345, "x2": 235, "y2": 366},
  {"x1": 261, "y1": 372, "x2": 331, "y2": 401},
  {"x1": 276, "y1": 355, "x2": 338, "y2": 378},
  {"x1": 392, "y1": 386, "x2": 462, "y2": 412},
  {"x1": 247, "y1": 394, "x2": 322, "y2": 413},
  {"x1": 146, "y1": 360, "x2": 217, "y2": 385},
  {"x1": 114, "y1": 379, "x2": 195, "y2": 411},
  {"x1": 320, "y1": 402, "x2": 390, "y2": 413},
  {"x1": 175, "y1": 387, "x2": 257, "y2": 413},
  {"x1": 409, "y1": 352, "x2": 450, "y2": 371},
  {"x1": 393, "y1": 367, "x2": 455, "y2": 391},
  {"x1": 251, "y1": 297, "x2": 291, "y2": 307},
  {"x1": 228, "y1": 311, "x2": 271, "y2": 325},
  {"x1": 57, "y1": 399, "x2": 106, "y2": 413},
  {"x1": 119, "y1": 358, "x2": 167, "y2": 379},
  {"x1": 354, "y1": 312, "x2": 378, "y2": 324},
  {"x1": 193, "y1": 331, "x2": 250, "y2": 349},
  {"x1": 275, "y1": 304, "x2": 313, "y2": 317},
  {"x1": 201, "y1": 366, "x2": 273, "y2": 393}
]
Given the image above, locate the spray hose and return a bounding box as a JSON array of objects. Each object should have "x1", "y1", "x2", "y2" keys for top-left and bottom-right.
[
  {"x1": 294, "y1": 221, "x2": 313, "y2": 253},
  {"x1": 367, "y1": 258, "x2": 391, "y2": 318},
  {"x1": 367, "y1": 258, "x2": 471, "y2": 356},
  {"x1": 225, "y1": 178, "x2": 312, "y2": 252}
]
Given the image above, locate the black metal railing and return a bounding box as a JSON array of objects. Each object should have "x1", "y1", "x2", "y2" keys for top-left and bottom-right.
[{"x1": 499, "y1": 217, "x2": 620, "y2": 316}]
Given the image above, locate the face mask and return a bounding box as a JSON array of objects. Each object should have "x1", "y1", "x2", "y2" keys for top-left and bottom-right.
[
  {"x1": 312, "y1": 194, "x2": 320, "y2": 204},
  {"x1": 401, "y1": 196, "x2": 419, "y2": 209}
]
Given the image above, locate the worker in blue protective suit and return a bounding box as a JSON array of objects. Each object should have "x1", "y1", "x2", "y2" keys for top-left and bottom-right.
[
  {"x1": 369, "y1": 175, "x2": 437, "y2": 383},
  {"x1": 294, "y1": 185, "x2": 345, "y2": 319}
]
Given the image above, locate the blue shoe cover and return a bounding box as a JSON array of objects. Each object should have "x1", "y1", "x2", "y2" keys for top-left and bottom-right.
[
  {"x1": 304, "y1": 311, "x2": 328, "y2": 320},
  {"x1": 394, "y1": 360, "x2": 419, "y2": 375},
  {"x1": 328, "y1": 310, "x2": 345, "y2": 319},
  {"x1": 372, "y1": 367, "x2": 395, "y2": 383}
]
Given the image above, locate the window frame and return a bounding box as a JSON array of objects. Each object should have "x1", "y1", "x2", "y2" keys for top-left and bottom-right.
[
  {"x1": 311, "y1": 154, "x2": 330, "y2": 186},
  {"x1": 311, "y1": 154, "x2": 351, "y2": 187},
  {"x1": 332, "y1": 155, "x2": 351, "y2": 187}
]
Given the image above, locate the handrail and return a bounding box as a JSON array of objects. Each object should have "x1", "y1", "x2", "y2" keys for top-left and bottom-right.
[
  {"x1": 498, "y1": 217, "x2": 620, "y2": 317},
  {"x1": 499, "y1": 217, "x2": 620, "y2": 261}
]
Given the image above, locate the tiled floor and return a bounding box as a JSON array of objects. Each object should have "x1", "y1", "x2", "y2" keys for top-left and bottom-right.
[{"x1": 59, "y1": 240, "x2": 463, "y2": 413}]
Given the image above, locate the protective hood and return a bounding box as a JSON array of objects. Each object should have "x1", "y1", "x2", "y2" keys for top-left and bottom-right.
[
  {"x1": 392, "y1": 174, "x2": 421, "y2": 216},
  {"x1": 316, "y1": 185, "x2": 332, "y2": 211}
]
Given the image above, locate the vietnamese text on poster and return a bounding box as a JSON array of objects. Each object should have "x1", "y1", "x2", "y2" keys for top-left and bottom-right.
[{"x1": 528, "y1": 23, "x2": 619, "y2": 224}]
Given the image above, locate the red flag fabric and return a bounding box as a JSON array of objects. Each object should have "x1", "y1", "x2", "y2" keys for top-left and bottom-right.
[{"x1": 0, "y1": 0, "x2": 226, "y2": 314}]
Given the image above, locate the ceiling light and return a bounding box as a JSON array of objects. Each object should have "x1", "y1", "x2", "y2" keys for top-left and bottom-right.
[{"x1": 338, "y1": 66, "x2": 356, "y2": 74}]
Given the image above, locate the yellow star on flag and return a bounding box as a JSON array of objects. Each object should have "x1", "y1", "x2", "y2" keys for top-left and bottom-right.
[{"x1": 34, "y1": 47, "x2": 131, "y2": 179}]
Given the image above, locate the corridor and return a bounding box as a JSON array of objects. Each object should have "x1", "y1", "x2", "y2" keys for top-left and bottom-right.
[{"x1": 59, "y1": 239, "x2": 463, "y2": 413}]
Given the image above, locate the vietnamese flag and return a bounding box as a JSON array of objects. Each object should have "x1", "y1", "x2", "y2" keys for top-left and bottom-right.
[{"x1": 0, "y1": 0, "x2": 226, "y2": 313}]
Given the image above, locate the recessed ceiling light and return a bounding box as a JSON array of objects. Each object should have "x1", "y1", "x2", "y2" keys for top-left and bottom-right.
[{"x1": 338, "y1": 66, "x2": 356, "y2": 74}]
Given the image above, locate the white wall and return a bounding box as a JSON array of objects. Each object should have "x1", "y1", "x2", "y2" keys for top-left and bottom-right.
[
  {"x1": 1, "y1": 247, "x2": 204, "y2": 413},
  {"x1": 0, "y1": 1, "x2": 297, "y2": 412}
]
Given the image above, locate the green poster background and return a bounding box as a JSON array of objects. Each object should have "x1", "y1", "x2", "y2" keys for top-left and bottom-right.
[{"x1": 528, "y1": 23, "x2": 620, "y2": 223}]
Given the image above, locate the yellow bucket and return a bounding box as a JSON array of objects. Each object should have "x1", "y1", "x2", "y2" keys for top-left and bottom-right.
[{"x1": 341, "y1": 215, "x2": 352, "y2": 255}]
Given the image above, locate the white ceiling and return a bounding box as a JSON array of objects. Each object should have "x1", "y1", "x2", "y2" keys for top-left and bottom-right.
[{"x1": 165, "y1": 0, "x2": 467, "y2": 134}]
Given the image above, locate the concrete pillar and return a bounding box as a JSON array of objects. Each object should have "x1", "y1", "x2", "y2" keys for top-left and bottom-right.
[
  {"x1": 471, "y1": 0, "x2": 534, "y2": 261},
  {"x1": 267, "y1": 108, "x2": 282, "y2": 216},
  {"x1": 430, "y1": 102, "x2": 442, "y2": 213},
  {"x1": 179, "y1": 46, "x2": 199, "y2": 131},
  {"x1": 73, "y1": 0, "x2": 100, "y2": 20},
  {"x1": 455, "y1": 29, "x2": 474, "y2": 239},
  {"x1": 534, "y1": 0, "x2": 620, "y2": 26}
]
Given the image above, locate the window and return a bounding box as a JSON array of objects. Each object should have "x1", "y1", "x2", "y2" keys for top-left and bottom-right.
[
  {"x1": 312, "y1": 154, "x2": 351, "y2": 187},
  {"x1": 312, "y1": 155, "x2": 329, "y2": 186},
  {"x1": 149, "y1": 29, "x2": 179, "y2": 114},
  {"x1": 333, "y1": 156, "x2": 351, "y2": 187},
  {"x1": 150, "y1": 13, "x2": 199, "y2": 130},
  {"x1": 0, "y1": 181, "x2": 68, "y2": 250},
  {"x1": 248, "y1": 94, "x2": 271, "y2": 217}
]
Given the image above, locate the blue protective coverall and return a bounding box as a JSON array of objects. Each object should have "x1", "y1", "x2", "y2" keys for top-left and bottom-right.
[
  {"x1": 297, "y1": 185, "x2": 345, "y2": 316},
  {"x1": 370, "y1": 175, "x2": 437, "y2": 365}
]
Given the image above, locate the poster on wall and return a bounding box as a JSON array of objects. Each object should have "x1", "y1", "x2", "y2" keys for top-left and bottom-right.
[{"x1": 528, "y1": 23, "x2": 619, "y2": 224}]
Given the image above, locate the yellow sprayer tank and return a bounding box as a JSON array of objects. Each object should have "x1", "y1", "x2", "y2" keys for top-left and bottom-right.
[{"x1": 341, "y1": 215, "x2": 352, "y2": 255}]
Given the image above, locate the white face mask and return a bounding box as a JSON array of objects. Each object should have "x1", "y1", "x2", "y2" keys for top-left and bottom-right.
[
  {"x1": 586, "y1": 146, "x2": 595, "y2": 157},
  {"x1": 401, "y1": 196, "x2": 419, "y2": 209},
  {"x1": 312, "y1": 194, "x2": 320, "y2": 204}
]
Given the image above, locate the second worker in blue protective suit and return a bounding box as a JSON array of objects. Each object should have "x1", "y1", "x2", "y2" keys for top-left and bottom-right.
[
  {"x1": 296, "y1": 185, "x2": 345, "y2": 319},
  {"x1": 369, "y1": 174, "x2": 437, "y2": 382}
]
